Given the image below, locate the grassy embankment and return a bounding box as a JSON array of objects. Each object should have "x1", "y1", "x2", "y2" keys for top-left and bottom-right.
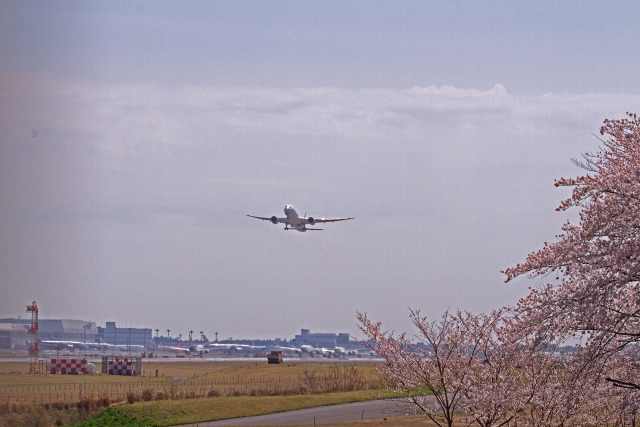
[
  {"x1": 1, "y1": 359, "x2": 409, "y2": 426},
  {"x1": 116, "y1": 389, "x2": 401, "y2": 426}
]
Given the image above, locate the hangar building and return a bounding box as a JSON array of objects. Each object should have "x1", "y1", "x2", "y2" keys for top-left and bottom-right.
[
  {"x1": 0, "y1": 318, "x2": 97, "y2": 349},
  {"x1": 0, "y1": 322, "x2": 28, "y2": 350}
]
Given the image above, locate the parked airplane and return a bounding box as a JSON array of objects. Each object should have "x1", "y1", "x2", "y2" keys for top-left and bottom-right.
[
  {"x1": 300, "y1": 345, "x2": 315, "y2": 353},
  {"x1": 247, "y1": 205, "x2": 354, "y2": 232},
  {"x1": 38, "y1": 340, "x2": 74, "y2": 351},
  {"x1": 156, "y1": 343, "x2": 189, "y2": 353},
  {"x1": 189, "y1": 344, "x2": 208, "y2": 354},
  {"x1": 38, "y1": 338, "x2": 118, "y2": 351},
  {"x1": 203, "y1": 341, "x2": 266, "y2": 353}
]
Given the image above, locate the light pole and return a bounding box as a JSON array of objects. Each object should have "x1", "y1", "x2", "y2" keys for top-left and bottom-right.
[
  {"x1": 83, "y1": 324, "x2": 88, "y2": 344},
  {"x1": 155, "y1": 329, "x2": 159, "y2": 338},
  {"x1": 167, "y1": 329, "x2": 170, "y2": 339},
  {"x1": 215, "y1": 332, "x2": 218, "y2": 343}
]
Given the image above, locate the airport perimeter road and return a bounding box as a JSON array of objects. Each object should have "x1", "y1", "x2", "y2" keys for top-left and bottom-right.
[{"x1": 179, "y1": 398, "x2": 417, "y2": 426}]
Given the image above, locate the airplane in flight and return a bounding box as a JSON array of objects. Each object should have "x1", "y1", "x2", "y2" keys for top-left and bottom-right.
[{"x1": 247, "y1": 205, "x2": 354, "y2": 232}]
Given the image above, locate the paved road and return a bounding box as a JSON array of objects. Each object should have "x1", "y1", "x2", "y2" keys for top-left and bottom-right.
[{"x1": 178, "y1": 398, "x2": 417, "y2": 426}]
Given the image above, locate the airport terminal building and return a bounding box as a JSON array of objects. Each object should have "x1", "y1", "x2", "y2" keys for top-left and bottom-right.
[
  {"x1": 0, "y1": 319, "x2": 351, "y2": 352},
  {"x1": 293, "y1": 329, "x2": 351, "y2": 348},
  {"x1": 97, "y1": 322, "x2": 152, "y2": 349}
]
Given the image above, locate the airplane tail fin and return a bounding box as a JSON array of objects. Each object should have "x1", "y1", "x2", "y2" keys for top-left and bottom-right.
[{"x1": 202, "y1": 335, "x2": 210, "y2": 343}]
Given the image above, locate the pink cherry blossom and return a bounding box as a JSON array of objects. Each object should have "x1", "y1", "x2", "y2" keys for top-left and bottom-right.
[
  {"x1": 357, "y1": 114, "x2": 640, "y2": 426},
  {"x1": 504, "y1": 113, "x2": 640, "y2": 390}
]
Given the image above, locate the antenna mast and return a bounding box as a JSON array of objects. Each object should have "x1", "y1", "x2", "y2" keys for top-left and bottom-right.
[{"x1": 26, "y1": 300, "x2": 39, "y2": 374}]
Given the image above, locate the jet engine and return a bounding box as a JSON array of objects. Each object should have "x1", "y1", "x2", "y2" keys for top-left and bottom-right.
[
  {"x1": 307, "y1": 217, "x2": 316, "y2": 225},
  {"x1": 270, "y1": 216, "x2": 278, "y2": 224}
]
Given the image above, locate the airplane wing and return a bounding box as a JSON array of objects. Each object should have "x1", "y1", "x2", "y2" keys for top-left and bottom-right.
[
  {"x1": 246, "y1": 215, "x2": 272, "y2": 221},
  {"x1": 246, "y1": 215, "x2": 288, "y2": 223},
  {"x1": 313, "y1": 217, "x2": 354, "y2": 223}
]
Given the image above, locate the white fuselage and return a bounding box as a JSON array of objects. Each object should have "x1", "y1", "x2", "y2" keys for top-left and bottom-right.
[{"x1": 284, "y1": 205, "x2": 307, "y2": 231}]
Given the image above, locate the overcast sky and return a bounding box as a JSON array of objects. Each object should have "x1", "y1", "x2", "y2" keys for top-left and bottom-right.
[{"x1": 2, "y1": 2, "x2": 640, "y2": 341}]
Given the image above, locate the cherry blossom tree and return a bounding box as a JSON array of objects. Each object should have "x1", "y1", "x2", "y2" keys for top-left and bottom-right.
[
  {"x1": 358, "y1": 307, "x2": 636, "y2": 426},
  {"x1": 356, "y1": 308, "x2": 551, "y2": 427},
  {"x1": 357, "y1": 309, "x2": 489, "y2": 427},
  {"x1": 513, "y1": 346, "x2": 622, "y2": 427},
  {"x1": 504, "y1": 112, "x2": 640, "y2": 390},
  {"x1": 460, "y1": 318, "x2": 548, "y2": 427},
  {"x1": 359, "y1": 116, "x2": 640, "y2": 423}
]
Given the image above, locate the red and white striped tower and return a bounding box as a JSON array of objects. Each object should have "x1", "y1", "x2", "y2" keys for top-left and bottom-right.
[{"x1": 26, "y1": 300, "x2": 39, "y2": 374}]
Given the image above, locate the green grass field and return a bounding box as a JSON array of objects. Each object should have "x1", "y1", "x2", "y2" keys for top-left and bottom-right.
[{"x1": 1, "y1": 359, "x2": 409, "y2": 426}]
